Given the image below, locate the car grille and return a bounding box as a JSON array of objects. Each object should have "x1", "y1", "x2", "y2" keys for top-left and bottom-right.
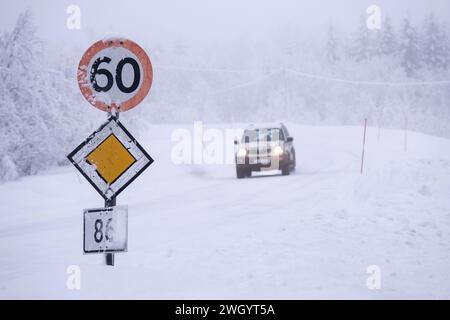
[{"x1": 247, "y1": 145, "x2": 271, "y2": 158}]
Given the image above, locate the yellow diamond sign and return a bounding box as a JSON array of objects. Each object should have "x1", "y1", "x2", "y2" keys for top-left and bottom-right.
[
  {"x1": 86, "y1": 134, "x2": 136, "y2": 185},
  {"x1": 67, "y1": 116, "x2": 153, "y2": 200}
]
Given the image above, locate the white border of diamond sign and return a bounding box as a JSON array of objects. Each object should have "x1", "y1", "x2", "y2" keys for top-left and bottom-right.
[
  {"x1": 67, "y1": 116, "x2": 153, "y2": 200},
  {"x1": 84, "y1": 205, "x2": 128, "y2": 254}
]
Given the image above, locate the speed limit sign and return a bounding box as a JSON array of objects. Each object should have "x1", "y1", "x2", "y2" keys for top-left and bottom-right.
[{"x1": 77, "y1": 38, "x2": 153, "y2": 112}]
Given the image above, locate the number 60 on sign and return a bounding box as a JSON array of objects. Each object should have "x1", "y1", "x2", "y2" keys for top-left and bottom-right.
[
  {"x1": 77, "y1": 38, "x2": 153, "y2": 113},
  {"x1": 83, "y1": 206, "x2": 128, "y2": 254}
]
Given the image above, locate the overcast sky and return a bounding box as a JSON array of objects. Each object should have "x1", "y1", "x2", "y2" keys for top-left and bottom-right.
[{"x1": 1, "y1": 0, "x2": 449, "y2": 49}]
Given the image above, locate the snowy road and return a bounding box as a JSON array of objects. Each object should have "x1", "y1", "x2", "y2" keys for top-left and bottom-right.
[{"x1": 0, "y1": 123, "x2": 449, "y2": 299}]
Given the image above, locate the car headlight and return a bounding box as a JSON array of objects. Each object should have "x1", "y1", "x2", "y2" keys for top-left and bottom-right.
[
  {"x1": 237, "y1": 148, "x2": 247, "y2": 157},
  {"x1": 273, "y1": 145, "x2": 283, "y2": 156}
]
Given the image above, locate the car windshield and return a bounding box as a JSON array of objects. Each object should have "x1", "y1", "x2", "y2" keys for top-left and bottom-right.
[{"x1": 242, "y1": 128, "x2": 284, "y2": 143}]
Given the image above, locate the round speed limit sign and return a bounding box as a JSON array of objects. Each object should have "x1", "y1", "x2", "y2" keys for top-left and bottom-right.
[{"x1": 77, "y1": 38, "x2": 153, "y2": 112}]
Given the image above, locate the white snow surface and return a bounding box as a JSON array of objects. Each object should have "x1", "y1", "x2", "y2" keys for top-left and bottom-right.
[{"x1": 0, "y1": 123, "x2": 449, "y2": 299}]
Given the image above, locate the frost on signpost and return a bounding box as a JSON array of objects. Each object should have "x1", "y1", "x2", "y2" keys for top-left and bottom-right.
[
  {"x1": 67, "y1": 117, "x2": 153, "y2": 266},
  {"x1": 67, "y1": 117, "x2": 153, "y2": 201},
  {"x1": 76, "y1": 39, "x2": 153, "y2": 113},
  {"x1": 68, "y1": 38, "x2": 154, "y2": 266},
  {"x1": 83, "y1": 206, "x2": 128, "y2": 254}
]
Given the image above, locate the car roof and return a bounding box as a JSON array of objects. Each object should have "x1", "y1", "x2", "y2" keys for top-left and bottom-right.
[{"x1": 244, "y1": 122, "x2": 285, "y2": 130}]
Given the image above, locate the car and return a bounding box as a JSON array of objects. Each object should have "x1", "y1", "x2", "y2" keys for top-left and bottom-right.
[{"x1": 234, "y1": 123, "x2": 296, "y2": 178}]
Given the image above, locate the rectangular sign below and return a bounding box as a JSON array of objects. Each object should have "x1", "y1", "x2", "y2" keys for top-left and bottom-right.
[{"x1": 83, "y1": 206, "x2": 128, "y2": 254}]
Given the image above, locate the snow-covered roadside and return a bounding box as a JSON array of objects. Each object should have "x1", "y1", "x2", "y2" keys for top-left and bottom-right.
[{"x1": 0, "y1": 123, "x2": 449, "y2": 299}]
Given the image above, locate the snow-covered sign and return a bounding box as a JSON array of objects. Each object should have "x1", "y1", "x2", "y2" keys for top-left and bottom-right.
[
  {"x1": 67, "y1": 116, "x2": 153, "y2": 200},
  {"x1": 77, "y1": 38, "x2": 153, "y2": 112},
  {"x1": 84, "y1": 206, "x2": 128, "y2": 254}
]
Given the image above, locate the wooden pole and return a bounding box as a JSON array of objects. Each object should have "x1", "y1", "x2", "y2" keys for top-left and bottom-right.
[{"x1": 360, "y1": 118, "x2": 367, "y2": 174}]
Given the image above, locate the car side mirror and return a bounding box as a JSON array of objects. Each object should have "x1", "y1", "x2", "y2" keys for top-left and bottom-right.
[
  {"x1": 286, "y1": 136, "x2": 293, "y2": 142},
  {"x1": 234, "y1": 139, "x2": 238, "y2": 145}
]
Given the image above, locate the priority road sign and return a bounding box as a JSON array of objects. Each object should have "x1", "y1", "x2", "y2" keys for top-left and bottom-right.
[
  {"x1": 77, "y1": 38, "x2": 153, "y2": 112},
  {"x1": 73, "y1": 39, "x2": 153, "y2": 266},
  {"x1": 84, "y1": 206, "x2": 128, "y2": 254},
  {"x1": 67, "y1": 116, "x2": 153, "y2": 200}
]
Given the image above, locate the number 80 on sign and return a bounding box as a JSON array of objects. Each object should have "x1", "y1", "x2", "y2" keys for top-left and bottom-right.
[{"x1": 83, "y1": 206, "x2": 128, "y2": 254}]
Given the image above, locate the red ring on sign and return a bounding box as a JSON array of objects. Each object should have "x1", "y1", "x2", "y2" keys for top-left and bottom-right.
[{"x1": 77, "y1": 39, "x2": 153, "y2": 112}]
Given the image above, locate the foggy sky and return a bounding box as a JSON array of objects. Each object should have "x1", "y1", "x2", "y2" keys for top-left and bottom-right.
[{"x1": 1, "y1": 0, "x2": 449, "y2": 50}]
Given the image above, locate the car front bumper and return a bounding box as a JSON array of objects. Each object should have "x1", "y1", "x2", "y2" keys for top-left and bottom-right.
[{"x1": 236, "y1": 154, "x2": 288, "y2": 171}]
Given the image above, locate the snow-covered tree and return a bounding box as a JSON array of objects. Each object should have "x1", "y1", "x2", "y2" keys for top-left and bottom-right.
[
  {"x1": 421, "y1": 14, "x2": 449, "y2": 71},
  {"x1": 399, "y1": 18, "x2": 421, "y2": 77},
  {"x1": 379, "y1": 15, "x2": 397, "y2": 56},
  {"x1": 348, "y1": 15, "x2": 371, "y2": 62},
  {"x1": 0, "y1": 11, "x2": 91, "y2": 181},
  {"x1": 326, "y1": 24, "x2": 340, "y2": 64}
]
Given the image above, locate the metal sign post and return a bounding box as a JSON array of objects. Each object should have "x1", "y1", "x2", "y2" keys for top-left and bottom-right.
[
  {"x1": 69, "y1": 38, "x2": 154, "y2": 266},
  {"x1": 105, "y1": 111, "x2": 116, "y2": 267},
  {"x1": 105, "y1": 197, "x2": 116, "y2": 266}
]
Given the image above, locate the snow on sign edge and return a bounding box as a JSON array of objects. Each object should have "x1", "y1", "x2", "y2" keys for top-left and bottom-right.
[
  {"x1": 77, "y1": 38, "x2": 153, "y2": 112},
  {"x1": 83, "y1": 205, "x2": 128, "y2": 254},
  {"x1": 67, "y1": 116, "x2": 154, "y2": 200}
]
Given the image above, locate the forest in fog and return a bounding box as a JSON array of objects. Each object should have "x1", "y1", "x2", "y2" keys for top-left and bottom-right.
[{"x1": 1, "y1": 10, "x2": 450, "y2": 180}]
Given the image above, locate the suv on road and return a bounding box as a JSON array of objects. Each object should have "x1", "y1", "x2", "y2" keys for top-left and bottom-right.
[{"x1": 234, "y1": 123, "x2": 296, "y2": 178}]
